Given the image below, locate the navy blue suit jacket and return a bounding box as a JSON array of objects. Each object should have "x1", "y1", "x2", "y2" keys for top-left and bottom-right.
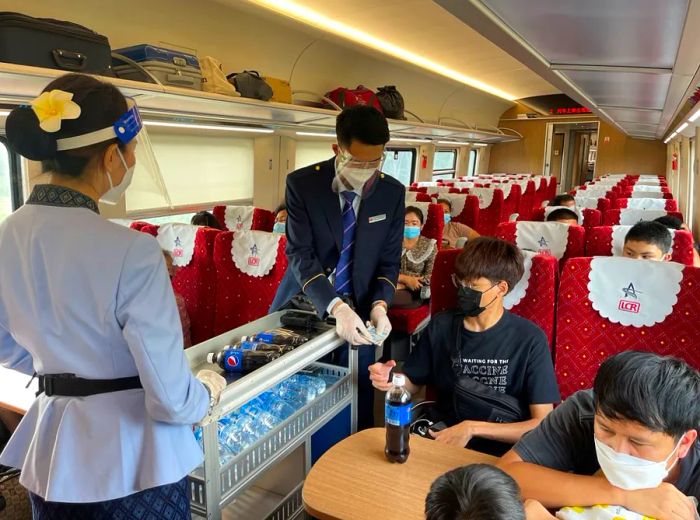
[{"x1": 270, "y1": 157, "x2": 405, "y2": 320}]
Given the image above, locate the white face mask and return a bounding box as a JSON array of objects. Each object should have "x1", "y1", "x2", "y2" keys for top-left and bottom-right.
[
  {"x1": 100, "y1": 148, "x2": 135, "y2": 205},
  {"x1": 594, "y1": 435, "x2": 683, "y2": 490},
  {"x1": 335, "y1": 149, "x2": 382, "y2": 191}
]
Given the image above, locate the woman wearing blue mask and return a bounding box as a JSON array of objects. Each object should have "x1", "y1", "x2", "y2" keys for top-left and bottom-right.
[
  {"x1": 437, "y1": 198, "x2": 480, "y2": 249},
  {"x1": 393, "y1": 206, "x2": 437, "y2": 309},
  {"x1": 273, "y1": 203, "x2": 287, "y2": 234}
]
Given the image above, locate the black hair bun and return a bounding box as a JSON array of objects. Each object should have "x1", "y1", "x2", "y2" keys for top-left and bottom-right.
[{"x1": 5, "y1": 106, "x2": 58, "y2": 161}]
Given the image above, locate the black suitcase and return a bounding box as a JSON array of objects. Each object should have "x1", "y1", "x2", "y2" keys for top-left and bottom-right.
[{"x1": 0, "y1": 12, "x2": 112, "y2": 75}]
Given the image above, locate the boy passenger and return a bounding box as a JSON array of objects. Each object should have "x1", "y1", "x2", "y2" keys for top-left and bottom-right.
[
  {"x1": 548, "y1": 194, "x2": 576, "y2": 208},
  {"x1": 622, "y1": 221, "x2": 672, "y2": 261},
  {"x1": 546, "y1": 208, "x2": 579, "y2": 226},
  {"x1": 369, "y1": 237, "x2": 559, "y2": 454},
  {"x1": 498, "y1": 351, "x2": 700, "y2": 520}
]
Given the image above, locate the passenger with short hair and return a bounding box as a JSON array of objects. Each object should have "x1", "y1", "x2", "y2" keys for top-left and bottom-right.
[
  {"x1": 655, "y1": 216, "x2": 700, "y2": 267},
  {"x1": 425, "y1": 464, "x2": 527, "y2": 520},
  {"x1": 273, "y1": 203, "x2": 287, "y2": 234},
  {"x1": 437, "y1": 198, "x2": 480, "y2": 248},
  {"x1": 190, "y1": 210, "x2": 223, "y2": 230},
  {"x1": 546, "y1": 208, "x2": 579, "y2": 226},
  {"x1": 369, "y1": 237, "x2": 559, "y2": 454},
  {"x1": 162, "y1": 251, "x2": 192, "y2": 349},
  {"x1": 622, "y1": 221, "x2": 672, "y2": 261},
  {"x1": 499, "y1": 351, "x2": 700, "y2": 520},
  {"x1": 549, "y1": 194, "x2": 576, "y2": 208},
  {"x1": 393, "y1": 206, "x2": 437, "y2": 309}
]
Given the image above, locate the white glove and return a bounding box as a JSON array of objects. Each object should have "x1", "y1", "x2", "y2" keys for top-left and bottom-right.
[
  {"x1": 333, "y1": 302, "x2": 372, "y2": 345},
  {"x1": 197, "y1": 369, "x2": 227, "y2": 406},
  {"x1": 370, "y1": 305, "x2": 392, "y2": 337}
]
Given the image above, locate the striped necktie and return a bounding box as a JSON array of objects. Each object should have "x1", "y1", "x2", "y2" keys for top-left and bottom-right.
[{"x1": 334, "y1": 191, "x2": 357, "y2": 295}]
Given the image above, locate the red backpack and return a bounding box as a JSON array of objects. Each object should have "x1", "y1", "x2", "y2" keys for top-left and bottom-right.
[{"x1": 325, "y1": 85, "x2": 383, "y2": 113}]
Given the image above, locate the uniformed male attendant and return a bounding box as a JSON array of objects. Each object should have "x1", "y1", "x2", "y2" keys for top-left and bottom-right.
[{"x1": 271, "y1": 105, "x2": 404, "y2": 429}]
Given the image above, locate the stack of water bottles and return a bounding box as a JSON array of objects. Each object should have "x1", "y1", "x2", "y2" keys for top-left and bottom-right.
[{"x1": 194, "y1": 369, "x2": 340, "y2": 465}]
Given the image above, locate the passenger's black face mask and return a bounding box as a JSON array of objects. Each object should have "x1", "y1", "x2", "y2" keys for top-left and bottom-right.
[{"x1": 457, "y1": 284, "x2": 499, "y2": 317}]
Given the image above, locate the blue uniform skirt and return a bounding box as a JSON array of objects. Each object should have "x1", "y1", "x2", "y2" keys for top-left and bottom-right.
[{"x1": 29, "y1": 477, "x2": 190, "y2": 519}]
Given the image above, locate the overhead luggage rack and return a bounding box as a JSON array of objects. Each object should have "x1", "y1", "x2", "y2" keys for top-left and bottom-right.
[
  {"x1": 0, "y1": 62, "x2": 521, "y2": 144},
  {"x1": 185, "y1": 310, "x2": 353, "y2": 520}
]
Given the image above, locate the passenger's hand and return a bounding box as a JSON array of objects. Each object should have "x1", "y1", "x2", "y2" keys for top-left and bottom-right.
[
  {"x1": 333, "y1": 303, "x2": 372, "y2": 345},
  {"x1": 404, "y1": 276, "x2": 423, "y2": 291},
  {"x1": 368, "y1": 360, "x2": 396, "y2": 391},
  {"x1": 370, "y1": 304, "x2": 392, "y2": 338},
  {"x1": 197, "y1": 370, "x2": 227, "y2": 405},
  {"x1": 623, "y1": 482, "x2": 696, "y2": 520},
  {"x1": 429, "y1": 420, "x2": 480, "y2": 447}
]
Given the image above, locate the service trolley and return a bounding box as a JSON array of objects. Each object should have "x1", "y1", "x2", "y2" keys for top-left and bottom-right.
[{"x1": 186, "y1": 310, "x2": 357, "y2": 519}]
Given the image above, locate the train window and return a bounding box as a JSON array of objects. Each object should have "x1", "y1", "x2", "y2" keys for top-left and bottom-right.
[
  {"x1": 296, "y1": 141, "x2": 334, "y2": 169},
  {"x1": 467, "y1": 149, "x2": 479, "y2": 177},
  {"x1": 0, "y1": 139, "x2": 12, "y2": 222},
  {"x1": 382, "y1": 148, "x2": 416, "y2": 185},
  {"x1": 433, "y1": 149, "x2": 457, "y2": 180},
  {"x1": 142, "y1": 212, "x2": 197, "y2": 226},
  {"x1": 126, "y1": 132, "x2": 255, "y2": 213}
]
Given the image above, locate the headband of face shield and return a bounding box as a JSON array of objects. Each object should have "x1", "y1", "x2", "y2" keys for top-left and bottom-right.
[
  {"x1": 333, "y1": 148, "x2": 384, "y2": 195},
  {"x1": 55, "y1": 105, "x2": 142, "y2": 151}
]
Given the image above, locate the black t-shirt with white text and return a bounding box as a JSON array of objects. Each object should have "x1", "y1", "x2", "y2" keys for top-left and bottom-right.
[{"x1": 402, "y1": 310, "x2": 560, "y2": 424}]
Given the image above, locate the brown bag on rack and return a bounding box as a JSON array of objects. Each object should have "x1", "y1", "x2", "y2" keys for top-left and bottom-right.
[
  {"x1": 0, "y1": 468, "x2": 32, "y2": 519},
  {"x1": 199, "y1": 56, "x2": 239, "y2": 97}
]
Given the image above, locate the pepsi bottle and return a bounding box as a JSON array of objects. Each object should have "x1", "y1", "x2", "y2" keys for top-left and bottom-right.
[
  {"x1": 241, "y1": 329, "x2": 308, "y2": 348},
  {"x1": 234, "y1": 340, "x2": 289, "y2": 354},
  {"x1": 208, "y1": 349, "x2": 282, "y2": 373},
  {"x1": 385, "y1": 374, "x2": 411, "y2": 463}
]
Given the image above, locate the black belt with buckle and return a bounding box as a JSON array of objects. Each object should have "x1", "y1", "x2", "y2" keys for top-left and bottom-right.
[{"x1": 37, "y1": 373, "x2": 142, "y2": 397}]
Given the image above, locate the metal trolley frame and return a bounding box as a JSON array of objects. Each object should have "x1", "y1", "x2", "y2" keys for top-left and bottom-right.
[{"x1": 185, "y1": 311, "x2": 357, "y2": 519}]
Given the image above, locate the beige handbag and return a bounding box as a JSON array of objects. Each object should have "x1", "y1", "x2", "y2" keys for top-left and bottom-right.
[
  {"x1": 0, "y1": 469, "x2": 31, "y2": 519},
  {"x1": 199, "y1": 56, "x2": 239, "y2": 97}
]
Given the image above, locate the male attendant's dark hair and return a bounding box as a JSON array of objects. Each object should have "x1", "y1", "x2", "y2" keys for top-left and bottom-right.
[{"x1": 336, "y1": 105, "x2": 390, "y2": 147}]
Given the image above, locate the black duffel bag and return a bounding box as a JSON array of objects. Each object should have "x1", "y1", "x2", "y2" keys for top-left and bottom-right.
[
  {"x1": 376, "y1": 85, "x2": 406, "y2": 120},
  {"x1": 0, "y1": 12, "x2": 112, "y2": 75}
]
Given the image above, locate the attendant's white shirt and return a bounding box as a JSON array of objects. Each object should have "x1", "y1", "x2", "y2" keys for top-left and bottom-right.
[{"x1": 0, "y1": 185, "x2": 209, "y2": 503}]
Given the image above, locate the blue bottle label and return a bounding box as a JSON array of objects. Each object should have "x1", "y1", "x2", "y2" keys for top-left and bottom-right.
[
  {"x1": 222, "y1": 349, "x2": 244, "y2": 372},
  {"x1": 385, "y1": 403, "x2": 411, "y2": 427}
]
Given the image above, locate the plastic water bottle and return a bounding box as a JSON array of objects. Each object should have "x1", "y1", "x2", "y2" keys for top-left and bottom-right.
[
  {"x1": 241, "y1": 400, "x2": 281, "y2": 432},
  {"x1": 258, "y1": 392, "x2": 296, "y2": 420},
  {"x1": 276, "y1": 377, "x2": 315, "y2": 409},
  {"x1": 385, "y1": 374, "x2": 411, "y2": 463},
  {"x1": 296, "y1": 374, "x2": 326, "y2": 397},
  {"x1": 235, "y1": 340, "x2": 289, "y2": 354},
  {"x1": 194, "y1": 424, "x2": 235, "y2": 465},
  {"x1": 221, "y1": 414, "x2": 259, "y2": 453}
]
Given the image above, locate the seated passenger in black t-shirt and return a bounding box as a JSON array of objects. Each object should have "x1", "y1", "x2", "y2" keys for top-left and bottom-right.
[
  {"x1": 498, "y1": 351, "x2": 700, "y2": 520},
  {"x1": 369, "y1": 237, "x2": 560, "y2": 453}
]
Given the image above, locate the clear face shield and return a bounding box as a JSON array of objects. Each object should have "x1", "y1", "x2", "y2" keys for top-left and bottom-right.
[
  {"x1": 332, "y1": 147, "x2": 385, "y2": 195},
  {"x1": 55, "y1": 99, "x2": 171, "y2": 208}
]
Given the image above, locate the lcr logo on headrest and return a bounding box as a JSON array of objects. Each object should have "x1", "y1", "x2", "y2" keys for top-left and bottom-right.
[
  {"x1": 248, "y1": 244, "x2": 260, "y2": 266},
  {"x1": 537, "y1": 236, "x2": 551, "y2": 256},
  {"x1": 173, "y1": 236, "x2": 184, "y2": 258},
  {"x1": 618, "y1": 282, "x2": 642, "y2": 313},
  {"x1": 236, "y1": 215, "x2": 244, "y2": 230}
]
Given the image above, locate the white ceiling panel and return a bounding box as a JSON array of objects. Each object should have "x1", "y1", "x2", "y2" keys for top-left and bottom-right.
[
  {"x1": 562, "y1": 70, "x2": 672, "y2": 110},
  {"x1": 602, "y1": 108, "x2": 662, "y2": 125},
  {"x1": 480, "y1": 0, "x2": 688, "y2": 68}
]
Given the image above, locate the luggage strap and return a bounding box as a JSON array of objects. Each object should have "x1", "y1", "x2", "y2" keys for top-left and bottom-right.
[{"x1": 37, "y1": 374, "x2": 142, "y2": 397}]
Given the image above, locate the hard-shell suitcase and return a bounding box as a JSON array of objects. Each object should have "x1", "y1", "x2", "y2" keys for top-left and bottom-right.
[
  {"x1": 0, "y1": 12, "x2": 112, "y2": 74},
  {"x1": 112, "y1": 44, "x2": 202, "y2": 90}
]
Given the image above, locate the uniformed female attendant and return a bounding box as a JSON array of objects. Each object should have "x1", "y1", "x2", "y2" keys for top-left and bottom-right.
[{"x1": 0, "y1": 73, "x2": 226, "y2": 518}]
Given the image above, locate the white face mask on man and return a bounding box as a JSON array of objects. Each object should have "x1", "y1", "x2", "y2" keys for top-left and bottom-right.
[
  {"x1": 100, "y1": 148, "x2": 135, "y2": 205},
  {"x1": 334, "y1": 149, "x2": 383, "y2": 191},
  {"x1": 594, "y1": 435, "x2": 683, "y2": 490}
]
